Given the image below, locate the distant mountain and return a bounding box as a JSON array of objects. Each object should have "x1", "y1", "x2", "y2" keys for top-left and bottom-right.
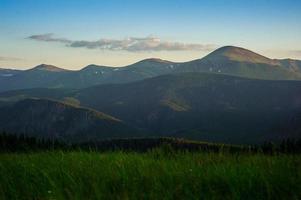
[
  {"x1": 2, "y1": 73, "x2": 301, "y2": 144},
  {"x1": 0, "y1": 59, "x2": 176, "y2": 91},
  {"x1": 0, "y1": 98, "x2": 140, "y2": 142},
  {"x1": 0, "y1": 68, "x2": 22, "y2": 77},
  {"x1": 279, "y1": 59, "x2": 301, "y2": 73},
  {"x1": 1, "y1": 46, "x2": 301, "y2": 92},
  {"x1": 175, "y1": 46, "x2": 301, "y2": 80},
  {"x1": 29, "y1": 64, "x2": 68, "y2": 72},
  {"x1": 0, "y1": 64, "x2": 72, "y2": 92}
]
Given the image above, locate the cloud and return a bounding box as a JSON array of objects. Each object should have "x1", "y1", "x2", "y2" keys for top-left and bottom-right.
[
  {"x1": 0, "y1": 56, "x2": 23, "y2": 61},
  {"x1": 28, "y1": 33, "x2": 71, "y2": 43},
  {"x1": 27, "y1": 34, "x2": 216, "y2": 52}
]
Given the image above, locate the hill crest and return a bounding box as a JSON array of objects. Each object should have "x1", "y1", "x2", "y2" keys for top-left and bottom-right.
[
  {"x1": 30, "y1": 64, "x2": 67, "y2": 72},
  {"x1": 203, "y1": 46, "x2": 280, "y2": 65}
]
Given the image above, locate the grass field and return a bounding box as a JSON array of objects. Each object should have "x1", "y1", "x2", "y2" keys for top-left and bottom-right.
[{"x1": 0, "y1": 150, "x2": 300, "y2": 200}]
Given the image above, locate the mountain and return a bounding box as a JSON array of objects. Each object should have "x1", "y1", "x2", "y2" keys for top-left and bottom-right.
[
  {"x1": 1, "y1": 46, "x2": 301, "y2": 92},
  {"x1": 0, "y1": 68, "x2": 22, "y2": 78},
  {"x1": 1, "y1": 72, "x2": 301, "y2": 144},
  {"x1": 60, "y1": 58, "x2": 176, "y2": 86},
  {"x1": 0, "y1": 98, "x2": 140, "y2": 142},
  {"x1": 29, "y1": 64, "x2": 68, "y2": 72},
  {"x1": 0, "y1": 64, "x2": 73, "y2": 92},
  {"x1": 74, "y1": 73, "x2": 301, "y2": 143},
  {"x1": 0, "y1": 59, "x2": 176, "y2": 91},
  {"x1": 83, "y1": 58, "x2": 175, "y2": 85},
  {"x1": 176, "y1": 46, "x2": 301, "y2": 80},
  {"x1": 279, "y1": 59, "x2": 301, "y2": 73}
]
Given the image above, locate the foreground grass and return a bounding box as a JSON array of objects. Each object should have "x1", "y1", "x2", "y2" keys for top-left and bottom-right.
[{"x1": 0, "y1": 151, "x2": 300, "y2": 200}]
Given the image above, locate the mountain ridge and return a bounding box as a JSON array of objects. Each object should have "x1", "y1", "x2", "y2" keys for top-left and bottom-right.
[
  {"x1": 29, "y1": 64, "x2": 68, "y2": 72},
  {"x1": 2, "y1": 46, "x2": 300, "y2": 71},
  {"x1": 0, "y1": 46, "x2": 301, "y2": 92},
  {"x1": 1, "y1": 72, "x2": 301, "y2": 144},
  {"x1": 204, "y1": 46, "x2": 279, "y2": 65}
]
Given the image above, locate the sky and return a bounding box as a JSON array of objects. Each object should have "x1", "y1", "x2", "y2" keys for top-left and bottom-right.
[{"x1": 0, "y1": 0, "x2": 301, "y2": 70}]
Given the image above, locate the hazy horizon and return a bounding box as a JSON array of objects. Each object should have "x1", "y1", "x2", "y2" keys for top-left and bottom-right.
[
  {"x1": 0, "y1": 45, "x2": 298, "y2": 71},
  {"x1": 1, "y1": 0, "x2": 301, "y2": 70}
]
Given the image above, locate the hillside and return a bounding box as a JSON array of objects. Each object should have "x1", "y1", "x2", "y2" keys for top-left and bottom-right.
[
  {"x1": 1, "y1": 73, "x2": 301, "y2": 144},
  {"x1": 0, "y1": 68, "x2": 22, "y2": 77},
  {"x1": 0, "y1": 98, "x2": 140, "y2": 141},
  {"x1": 74, "y1": 73, "x2": 301, "y2": 143}
]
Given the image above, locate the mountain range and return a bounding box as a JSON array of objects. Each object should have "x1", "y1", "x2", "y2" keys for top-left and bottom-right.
[
  {"x1": 0, "y1": 46, "x2": 301, "y2": 144},
  {"x1": 1, "y1": 46, "x2": 301, "y2": 92}
]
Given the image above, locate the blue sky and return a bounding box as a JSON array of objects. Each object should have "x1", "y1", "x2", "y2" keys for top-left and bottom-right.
[{"x1": 0, "y1": 0, "x2": 301, "y2": 69}]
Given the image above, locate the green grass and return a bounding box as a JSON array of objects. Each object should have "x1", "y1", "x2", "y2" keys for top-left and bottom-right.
[{"x1": 0, "y1": 150, "x2": 300, "y2": 200}]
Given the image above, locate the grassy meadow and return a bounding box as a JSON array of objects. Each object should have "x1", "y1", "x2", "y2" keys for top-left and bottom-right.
[{"x1": 0, "y1": 149, "x2": 300, "y2": 200}]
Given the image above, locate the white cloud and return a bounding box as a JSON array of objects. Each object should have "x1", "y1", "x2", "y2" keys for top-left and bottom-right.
[{"x1": 28, "y1": 34, "x2": 216, "y2": 52}]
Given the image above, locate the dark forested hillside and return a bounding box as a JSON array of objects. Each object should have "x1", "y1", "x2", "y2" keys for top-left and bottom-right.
[
  {"x1": 74, "y1": 73, "x2": 301, "y2": 143},
  {"x1": 1, "y1": 72, "x2": 301, "y2": 144},
  {"x1": 0, "y1": 98, "x2": 140, "y2": 142}
]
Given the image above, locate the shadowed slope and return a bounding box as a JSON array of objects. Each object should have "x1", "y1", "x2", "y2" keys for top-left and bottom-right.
[{"x1": 0, "y1": 98, "x2": 140, "y2": 141}]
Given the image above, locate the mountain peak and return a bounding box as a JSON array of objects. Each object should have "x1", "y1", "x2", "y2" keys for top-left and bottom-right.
[
  {"x1": 205, "y1": 46, "x2": 278, "y2": 65},
  {"x1": 81, "y1": 64, "x2": 114, "y2": 71},
  {"x1": 139, "y1": 58, "x2": 172, "y2": 64},
  {"x1": 31, "y1": 64, "x2": 67, "y2": 72},
  {"x1": 213, "y1": 46, "x2": 260, "y2": 57}
]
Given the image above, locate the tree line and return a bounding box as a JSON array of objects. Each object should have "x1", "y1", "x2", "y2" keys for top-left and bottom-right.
[{"x1": 0, "y1": 131, "x2": 301, "y2": 154}]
